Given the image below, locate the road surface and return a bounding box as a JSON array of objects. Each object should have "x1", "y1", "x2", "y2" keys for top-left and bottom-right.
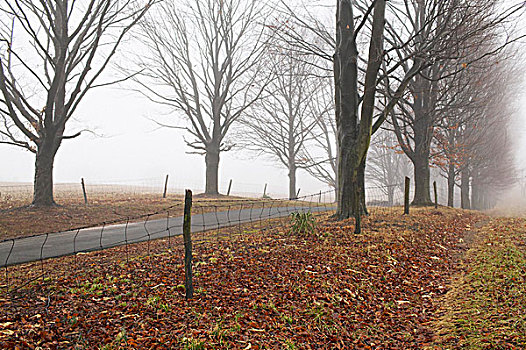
[{"x1": 0, "y1": 205, "x2": 332, "y2": 267}]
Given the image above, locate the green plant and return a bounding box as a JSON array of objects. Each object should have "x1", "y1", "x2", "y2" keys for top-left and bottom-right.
[
  {"x1": 283, "y1": 339, "x2": 297, "y2": 350},
  {"x1": 181, "y1": 337, "x2": 205, "y2": 350},
  {"x1": 290, "y1": 212, "x2": 316, "y2": 235},
  {"x1": 280, "y1": 313, "x2": 293, "y2": 325}
]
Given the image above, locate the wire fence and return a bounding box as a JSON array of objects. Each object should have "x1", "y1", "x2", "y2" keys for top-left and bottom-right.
[
  {"x1": 0, "y1": 177, "x2": 305, "y2": 207},
  {"x1": 0, "y1": 182, "x2": 411, "y2": 299},
  {"x1": 0, "y1": 180, "x2": 177, "y2": 206}
]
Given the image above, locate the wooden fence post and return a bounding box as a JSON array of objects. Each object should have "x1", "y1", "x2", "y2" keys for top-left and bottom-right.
[
  {"x1": 263, "y1": 183, "x2": 267, "y2": 198},
  {"x1": 163, "y1": 175, "x2": 169, "y2": 198},
  {"x1": 433, "y1": 181, "x2": 438, "y2": 209},
  {"x1": 404, "y1": 177, "x2": 410, "y2": 215},
  {"x1": 227, "y1": 179, "x2": 232, "y2": 196},
  {"x1": 183, "y1": 189, "x2": 193, "y2": 299},
  {"x1": 81, "y1": 178, "x2": 88, "y2": 205}
]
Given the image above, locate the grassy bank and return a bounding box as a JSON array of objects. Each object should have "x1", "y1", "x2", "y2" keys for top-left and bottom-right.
[{"x1": 432, "y1": 217, "x2": 526, "y2": 349}]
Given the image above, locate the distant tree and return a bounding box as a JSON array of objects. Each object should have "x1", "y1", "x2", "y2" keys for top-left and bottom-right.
[
  {"x1": 241, "y1": 50, "x2": 322, "y2": 200},
  {"x1": 302, "y1": 78, "x2": 338, "y2": 194},
  {"x1": 0, "y1": 0, "x2": 154, "y2": 206},
  {"x1": 463, "y1": 58, "x2": 520, "y2": 210},
  {"x1": 386, "y1": 0, "x2": 526, "y2": 205},
  {"x1": 432, "y1": 53, "x2": 499, "y2": 207},
  {"x1": 130, "y1": 0, "x2": 269, "y2": 195},
  {"x1": 367, "y1": 129, "x2": 412, "y2": 206}
]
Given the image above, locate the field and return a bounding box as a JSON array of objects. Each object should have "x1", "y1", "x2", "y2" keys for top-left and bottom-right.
[{"x1": 0, "y1": 184, "x2": 316, "y2": 241}]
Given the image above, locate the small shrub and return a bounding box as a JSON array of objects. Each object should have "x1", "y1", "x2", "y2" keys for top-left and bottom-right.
[{"x1": 290, "y1": 212, "x2": 316, "y2": 235}]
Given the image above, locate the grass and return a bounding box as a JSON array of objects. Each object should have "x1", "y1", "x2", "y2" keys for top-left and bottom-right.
[{"x1": 431, "y1": 217, "x2": 526, "y2": 349}]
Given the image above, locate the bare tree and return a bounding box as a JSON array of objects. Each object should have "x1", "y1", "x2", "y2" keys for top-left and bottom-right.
[
  {"x1": 240, "y1": 50, "x2": 323, "y2": 199},
  {"x1": 332, "y1": 0, "x2": 387, "y2": 229},
  {"x1": 461, "y1": 56, "x2": 521, "y2": 209},
  {"x1": 302, "y1": 77, "x2": 338, "y2": 193},
  {"x1": 386, "y1": 0, "x2": 526, "y2": 205},
  {"x1": 367, "y1": 129, "x2": 412, "y2": 205},
  {"x1": 431, "y1": 48, "x2": 511, "y2": 207},
  {"x1": 130, "y1": 0, "x2": 269, "y2": 195},
  {"x1": 265, "y1": 5, "x2": 339, "y2": 196},
  {"x1": 470, "y1": 125, "x2": 516, "y2": 210},
  {"x1": 0, "y1": 0, "x2": 154, "y2": 206},
  {"x1": 277, "y1": 1, "x2": 459, "y2": 226},
  {"x1": 264, "y1": 0, "x2": 523, "y2": 230}
]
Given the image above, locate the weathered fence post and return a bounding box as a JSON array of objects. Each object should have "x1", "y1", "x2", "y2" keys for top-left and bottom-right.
[
  {"x1": 404, "y1": 177, "x2": 410, "y2": 215},
  {"x1": 163, "y1": 175, "x2": 169, "y2": 198},
  {"x1": 81, "y1": 178, "x2": 88, "y2": 205},
  {"x1": 227, "y1": 179, "x2": 232, "y2": 196},
  {"x1": 433, "y1": 181, "x2": 438, "y2": 209},
  {"x1": 263, "y1": 183, "x2": 267, "y2": 198},
  {"x1": 183, "y1": 189, "x2": 193, "y2": 299}
]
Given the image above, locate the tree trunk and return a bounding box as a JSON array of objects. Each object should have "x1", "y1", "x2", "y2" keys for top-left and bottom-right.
[
  {"x1": 471, "y1": 178, "x2": 480, "y2": 210},
  {"x1": 335, "y1": 0, "x2": 385, "y2": 230},
  {"x1": 335, "y1": 0, "x2": 360, "y2": 223},
  {"x1": 401, "y1": 68, "x2": 435, "y2": 206},
  {"x1": 358, "y1": 158, "x2": 368, "y2": 215},
  {"x1": 461, "y1": 170, "x2": 470, "y2": 209},
  {"x1": 32, "y1": 140, "x2": 57, "y2": 206},
  {"x1": 447, "y1": 161, "x2": 455, "y2": 207},
  {"x1": 205, "y1": 146, "x2": 220, "y2": 195},
  {"x1": 288, "y1": 164, "x2": 297, "y2": 200},
  {"x1": 387, "y1": 187, "x2": 394, "y2": 206},
  {"x1": 412, "y1": 154, "x2": 432, "y2": 205}
]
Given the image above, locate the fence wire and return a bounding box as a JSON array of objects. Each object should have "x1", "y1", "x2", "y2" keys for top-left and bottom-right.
[{"x1": 0, "y1": 184, "x2": 408, "y2": 301}]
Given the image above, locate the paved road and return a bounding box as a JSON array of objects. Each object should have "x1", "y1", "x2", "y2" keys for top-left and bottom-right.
[{"x1": 0, "y1": 205, "x2": 332, "y2": 267}]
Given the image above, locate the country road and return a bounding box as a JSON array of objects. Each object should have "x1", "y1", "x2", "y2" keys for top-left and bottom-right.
[{"x1": 0, "y1": 205, "x2": 332, "y2": 268}]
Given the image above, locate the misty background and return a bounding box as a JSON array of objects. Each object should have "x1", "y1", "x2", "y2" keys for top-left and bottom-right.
[{"x1": 0, "y1": 85, "x2": 330, "y2": 197}]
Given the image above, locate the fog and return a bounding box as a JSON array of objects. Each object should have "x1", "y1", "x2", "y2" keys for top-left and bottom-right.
[{"x1": 0, "y1": 85, "x2": 327, "y2": 198}]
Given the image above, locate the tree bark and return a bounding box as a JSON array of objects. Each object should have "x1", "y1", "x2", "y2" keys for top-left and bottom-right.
[
  {"x1": 205, "y1": 146, "x2": 220, "y2": 195},
  {"x1": 460, "y1": 170, "x2": 470, "y2": 209},
  {"x1": 335, "y1": 0, "x2": 360, "y2": 221},
  {"x1": 33, "y1": 149, "x2": 56, "y2": 206},
  {"x1": 336, "y1": 0, "x2": 385, "y2": 229},
  {"x1": 412, "y1": 153, "x2": 432, "y2": 205},
  {"x1": 394, "y1": 68, "x2": 436, "y2": 206},
  {"x1": 358, "y1": 158, "x2": 368, "y2": 215},
  {"x1": 288, "y1": 164, "x2": 297, "y2": 200},
  {"x1": 447, "y1": 161, "x2": 455, "y2": 207},
  {"x1": 32, "y1": 134, "x2": 61, "y2": 206}
]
